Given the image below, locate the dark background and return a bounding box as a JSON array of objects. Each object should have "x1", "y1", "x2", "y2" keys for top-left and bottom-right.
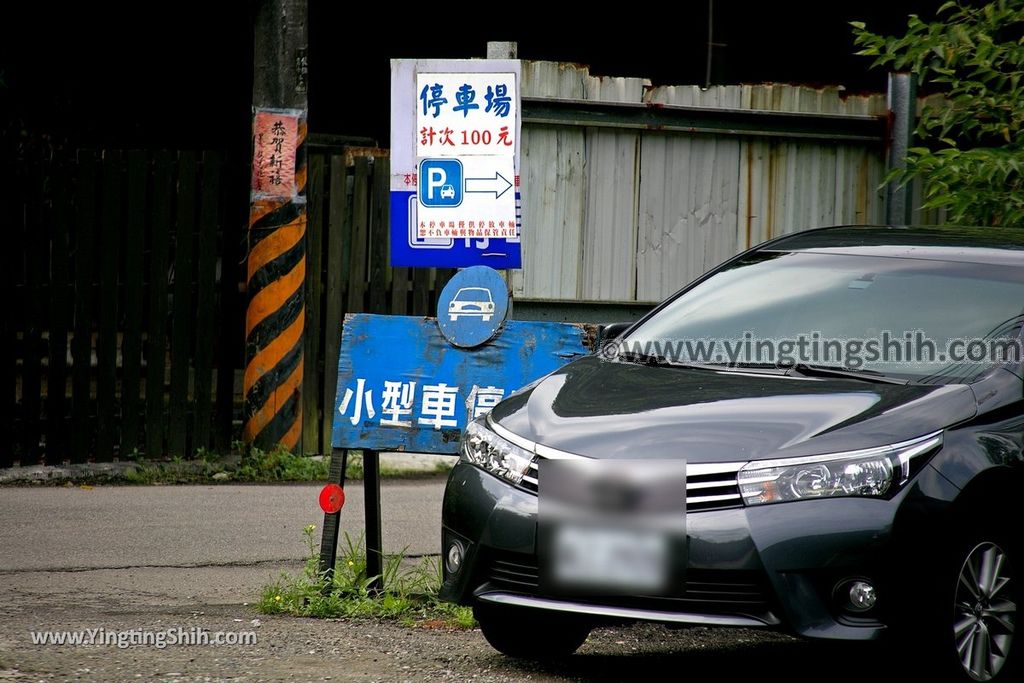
[{"x1": 1, "y1": 1, "x2": 942, "y2": 151}]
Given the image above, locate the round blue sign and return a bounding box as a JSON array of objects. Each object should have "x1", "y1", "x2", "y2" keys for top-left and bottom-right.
[{"x1": 437, "y1": 266, "x2": 511, "y2": 348}]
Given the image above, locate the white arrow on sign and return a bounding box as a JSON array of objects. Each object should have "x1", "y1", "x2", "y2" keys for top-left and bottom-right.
[{"x1": 465, "y1": 172, "x2": 513, "y2": 199}]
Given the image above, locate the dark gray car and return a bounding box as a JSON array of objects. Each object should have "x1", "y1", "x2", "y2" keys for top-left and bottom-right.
[{"x1": 440, "y1": 225, "x2": 1023, "y2": 682}]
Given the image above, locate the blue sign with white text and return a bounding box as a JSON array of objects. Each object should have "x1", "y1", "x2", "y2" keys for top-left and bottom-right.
[
  {"x1": 389, "y1": 190, "x2": 523, "y2": 269},
  {"x1": 331, "y1": 313, "x2": 592, "y2": 454},
  {"x1": 437, "y1": 266, "x2": 510, "y2": 348}
]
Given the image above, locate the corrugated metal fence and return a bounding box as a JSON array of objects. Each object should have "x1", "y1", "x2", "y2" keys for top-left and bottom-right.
[{"x1": 514, "y1": 61, "x2": 899, "y2": 304}]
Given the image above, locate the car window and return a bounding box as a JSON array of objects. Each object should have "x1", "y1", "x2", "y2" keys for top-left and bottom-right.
[
  {"x1": 624, "y1": 251, "x2": 1024, "y2": 382},
  {"x1": 455, "y1": 288, "x2": 489, "y2": 302}
]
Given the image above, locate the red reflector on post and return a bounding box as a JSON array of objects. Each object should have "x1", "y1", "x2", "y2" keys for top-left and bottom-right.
[{"x1": 319, "y1": 483, "x2": 345, "y2": 514}]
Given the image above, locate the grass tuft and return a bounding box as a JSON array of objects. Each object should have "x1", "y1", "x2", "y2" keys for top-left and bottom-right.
[{"x1": 257, "y1": 524, "x2": 474, "y2": 629}]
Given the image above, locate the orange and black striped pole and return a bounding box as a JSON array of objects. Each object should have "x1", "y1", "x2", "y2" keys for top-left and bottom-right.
[{"x1": 244, "y1": 0, "x2": 309, "y2": 452}]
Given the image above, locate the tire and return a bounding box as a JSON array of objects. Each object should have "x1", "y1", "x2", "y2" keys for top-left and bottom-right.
[
  {"x1": 474, "y1": 603, "x2": 590, "y2": 659},
  {"x1": 903, "y1": 522, "x2": 1021, "y2": 681}
]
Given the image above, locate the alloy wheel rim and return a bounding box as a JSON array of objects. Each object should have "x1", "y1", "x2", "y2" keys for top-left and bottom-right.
[{"x1": 954, "y1": 542, "x2": 1017, "y2": 681}]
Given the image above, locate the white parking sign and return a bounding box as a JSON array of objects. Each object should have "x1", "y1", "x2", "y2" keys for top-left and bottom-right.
[{"x1": 390, "y1": 59, "x2": 522, "y2": 268}]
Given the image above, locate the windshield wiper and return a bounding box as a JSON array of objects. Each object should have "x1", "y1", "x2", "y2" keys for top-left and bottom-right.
[
  {"x1": 786, "y1": 363, "x2": 910, "y2": 385},
  {"x1": 616, "y1": 350, "x2": 715, "y2": 370},
  {"x1": 710, "y1": 360, "x2": 790, "y2": 373}
]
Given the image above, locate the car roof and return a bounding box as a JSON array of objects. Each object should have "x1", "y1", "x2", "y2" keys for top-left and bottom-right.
[{"x1": 761, "y1": 225, "x2": 1024, "y2": 266}]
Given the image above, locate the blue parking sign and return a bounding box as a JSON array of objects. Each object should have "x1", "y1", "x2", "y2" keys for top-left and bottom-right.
[
  {"x1": 437, "y1": 266, "x2": 510, "y2": 348},
  {"x1": 332, "y1": 313, "x2": 593, "y2": 453},
  {"x1": 419, "y1": 159, "x2": 463, "y2": 207}
]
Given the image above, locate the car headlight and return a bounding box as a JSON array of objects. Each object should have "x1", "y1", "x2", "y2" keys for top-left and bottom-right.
[
  {"x1": 460, "y1": 420, "x2": 534, "y2": 486},
  {"x1": 737, "y1": 431, "x2": 942, "y2": 506}
]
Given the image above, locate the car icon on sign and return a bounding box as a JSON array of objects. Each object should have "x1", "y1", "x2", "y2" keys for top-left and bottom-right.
[
  {"x1": 440, "y1": 184, "x2": 456, "y2": 200},
  {"x1": 448, "y1": 287, "x2": 495, "y2": 321}
]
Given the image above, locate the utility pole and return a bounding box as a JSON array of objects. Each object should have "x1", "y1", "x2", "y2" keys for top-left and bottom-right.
[
  {"x1": 885, "y1": 72, "x2": 917, "y2": 226},
  {"x1": 243, "y1": 0, "x2": 309, "y2": 451}
]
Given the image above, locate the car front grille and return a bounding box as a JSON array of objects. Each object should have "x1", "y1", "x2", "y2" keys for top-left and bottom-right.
[
  {"x1": 518, "y1": 457, "x2": 744, "y2": 513},
  {"x1": 484, "y1": 550, "x2": 773, "y2": 618},
  {"x1": 489, "y1": 554, "x2": 540, "y2": 591}
]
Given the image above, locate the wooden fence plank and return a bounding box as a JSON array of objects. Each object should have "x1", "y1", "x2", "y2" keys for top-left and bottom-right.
[
  {"x1": 95, "y1": 152, "x2": 122, "y2": 459},
  {"x1": 3, "y1": 160, "x2": 25, "y2": 466},
  {"x1": 145, "y1": 152, "x2": 174, "y2": 458},
  {"x1": 168, "y1": 151, "x2": 198, "y2": 457},
  {"x1": 2, "y1": 160, "x2": 22, "y2": 465},
  {"x1": 346, "y1": 157, "x2": 370, "y2": 313},
  {"x1": 321, "y1": 154, "x2": 348, "y2": 452},
  {"x1": 20, "y1": 162, "x2": 45, "y2": 462},
  {"x1": 412, "y1": 267, "x2": 431, "y2": 316},
  {"x1": 0, "y1": 158, "x2": 17, "y2": 466},
  {"x1": 336, "y1": 159, "x2": 352, "y2": 310},
  {"x1": 120, "y1": 151, "x2": 147, "y2": 456},
  {"x1": 70, "y1": 151, "x2": 98, "y2": 463},
  {"x1": 45, "y1": 162, "x2": 72, "y2": 461},
  {"x1": 368, "y1": 157, "x2": 388, "y2": 314},
  {"x1": 435, "y1": 268, "x2": 456, "y2": 314},
  {"x1": 302, "y1": 153, "x2": 325, "y2": 454},
  {"x1": 191, "y1": 152, "x2": 221, "y2": 452},
  {"x1": 215, "y1": 166, "x2": 242, "y2": 453},
  {"x1": 390, "y1": 267, "x2": 409, "y2": 314}
]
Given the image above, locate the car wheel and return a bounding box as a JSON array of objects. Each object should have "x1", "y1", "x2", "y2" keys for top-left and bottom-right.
[
  {"x1": 474, "y1": 603, "x2": 590, "y2": 659},
  {"x1": 945, "y1": 538, "x2": 1019, "y2": 681},
  {"x1": 889, "y1": 514, "x2": 1021, "y2": 681},
  {"x1": 905, "y1": 522, "x2": 1022, "y2": 682}
]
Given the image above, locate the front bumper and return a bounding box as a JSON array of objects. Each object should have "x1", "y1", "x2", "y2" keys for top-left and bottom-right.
[{"x1": 440, "y1": 461, "x2": 960, "y2": 641}]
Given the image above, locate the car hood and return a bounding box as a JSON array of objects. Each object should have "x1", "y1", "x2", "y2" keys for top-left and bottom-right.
[{"x1": 488, "y1": 355, "x2": 978, "y2": 463}]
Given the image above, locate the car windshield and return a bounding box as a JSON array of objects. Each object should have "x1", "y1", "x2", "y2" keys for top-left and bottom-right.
[
  {"x1": 455, "y1": 288, "x2": 490, "y2": 302},
  {"x1": 622, "y1": 250, "x2": 1024, "y2": 383}
]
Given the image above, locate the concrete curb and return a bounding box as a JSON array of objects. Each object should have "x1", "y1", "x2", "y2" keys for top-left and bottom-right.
[
  {"x1": 0, "y1": 452, "x2": 456, "y2": 485},
  {"x1": 0, "y1": 461, "x2": 138, "y2": 484}
]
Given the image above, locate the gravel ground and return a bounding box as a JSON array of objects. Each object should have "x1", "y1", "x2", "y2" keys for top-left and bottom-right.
[
  {"x1": 0, "y1": 483, "x2": 912, "y2": 681},
  {"x1": 1, "y1": 575, "x2": 907, "y2": 683}
]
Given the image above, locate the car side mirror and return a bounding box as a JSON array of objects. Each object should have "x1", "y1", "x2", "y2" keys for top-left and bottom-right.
[{"x1": 599, "y1": 322, "x2": 632, "y2": 342}]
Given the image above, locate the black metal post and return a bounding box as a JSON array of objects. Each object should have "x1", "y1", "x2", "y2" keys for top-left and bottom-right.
[{"x1": 364, "y1": 449, "x2": 384, "y2": 593}]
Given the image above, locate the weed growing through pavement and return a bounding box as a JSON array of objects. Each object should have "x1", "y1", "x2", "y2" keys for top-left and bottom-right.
[{"x1": 257, "y1": 524, "x2": 475, "y2": 629}]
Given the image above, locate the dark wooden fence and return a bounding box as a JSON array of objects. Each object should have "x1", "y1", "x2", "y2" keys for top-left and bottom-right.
[{"x1": 4, "y1": 145, "x2": 453, "y2": 466}]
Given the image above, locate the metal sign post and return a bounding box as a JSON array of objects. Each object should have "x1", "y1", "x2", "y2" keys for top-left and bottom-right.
[
  {"x1": 362, "y1": 449, "x2": 384, "y2": 592},
  {"x1": 317, "y1": 449, "x2": 348, "y2": 591}
]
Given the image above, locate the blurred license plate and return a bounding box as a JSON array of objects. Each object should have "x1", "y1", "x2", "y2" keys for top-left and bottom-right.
[{"x1": 552, "y1": 524, "x2": 668, "y2": 592}]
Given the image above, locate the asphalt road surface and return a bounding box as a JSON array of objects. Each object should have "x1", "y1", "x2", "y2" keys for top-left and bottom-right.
[
  {"x1": 1, "y1": 478, "x2": 912, "y2": 682},
  {"x1": 0, "y1": 479, "x2": 445, "y2": 572}
]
